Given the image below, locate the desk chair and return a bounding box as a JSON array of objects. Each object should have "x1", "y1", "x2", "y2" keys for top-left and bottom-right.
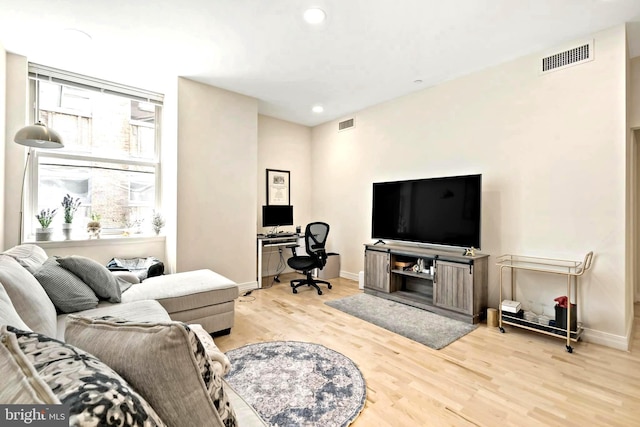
[{"x1": 287, "y1": 222, "x2": 332, "y2": 295}]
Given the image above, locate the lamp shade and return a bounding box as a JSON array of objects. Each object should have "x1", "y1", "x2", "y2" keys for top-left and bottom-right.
[{"x1": 14, "y1": 122, "x2": 64, "y2": 148}]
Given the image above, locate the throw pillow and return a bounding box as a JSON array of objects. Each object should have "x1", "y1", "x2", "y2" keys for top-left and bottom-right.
[
  {"x1": 1, "y1": 325, "x2": 166, "y2": 426},
  {"x1": 0, "y1": 254, "x2": 57, "y2": 337},
  {"x1": 2, "y1": 244, "x2": 48, "y2": 273},
  {"x1": 65, "y1": 316, "x2": 238, "y2": 427},
  {"x1": 189, "y1": 323, "x2": 231, "y2": 375},
  {"x1": 0, "y1": 329, "x2": 60, "y2": 404},
  {"x1": 56, "y1": 255, "x2": 127, "y2": 303},
  {"x1": 33, "y1": 257, "x2": 99, "y2": 313},
  {"x1": 0, "y1": 282, "x2": 31, "y2": 331}
]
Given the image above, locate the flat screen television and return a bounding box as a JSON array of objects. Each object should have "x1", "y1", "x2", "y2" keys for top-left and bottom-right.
[
  {"x1": 372, "y1": 174, "x2": 481, "y2": 249},
  {"x1": 262, "y1": 205, "x2": 294, "y2": 227}
]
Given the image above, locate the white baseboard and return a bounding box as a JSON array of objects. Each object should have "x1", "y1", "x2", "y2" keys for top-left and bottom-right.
[
  {"x1": 237, "y1": 281, "x2": 259, "y2": 294},
  {"x1": 340, "y1": 271, "x2": 359, "y2": 282},
  {"x1": 581, "y1": 327, "x2": 630, "y2": 351}
]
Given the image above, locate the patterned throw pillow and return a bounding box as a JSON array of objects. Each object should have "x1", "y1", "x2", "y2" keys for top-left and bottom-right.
[
  {"x1": 33, "y1": 257, "x2": 99, "y2": 313},
  {"x1": 2, "y1": 325, "x2": 166, "y2": 427},
  {"x1": 0, "y1": 329, "x2": 60, "y2": 404},
  {"x1": 65, "y1": 316, "x2": 237, "y2": 427}
]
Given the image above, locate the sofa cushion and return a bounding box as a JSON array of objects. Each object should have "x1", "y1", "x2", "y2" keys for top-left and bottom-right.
[
  {"x1": 65, "y1": 316, "x2": 237, "y2": 427},
  {"x1": 0, "y1": 282, "x2": 30, "y2": 331},
  {"x1": 122, "y1": 269, "x2": 239, "y2": 312},
  {"x1": 56, "y1": 255, "x2": 130, "y2": 303},
  {"x1": 2, "y1": 325, "x2": 166, "y2": 426},
  {"x1": 33, "y1": 257, "x2": 99, "y2": 313},
  {"x1": 0, "y1": 255, "x2": 57, "y2": 337},
  {"x1": 3, "y1": 244, "x2": 47, "y2": 273}
]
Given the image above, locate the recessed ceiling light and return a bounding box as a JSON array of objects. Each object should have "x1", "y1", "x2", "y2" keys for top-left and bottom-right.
[
  {"x1": 414, "y1": 79, "x2": 423, "y2": 84},
  {"x1": 312, "y1": 105, "x2": 324, "y2": 113},
  {"x1": 303, "y1": 8, "x2": 326, "y2": 25}
]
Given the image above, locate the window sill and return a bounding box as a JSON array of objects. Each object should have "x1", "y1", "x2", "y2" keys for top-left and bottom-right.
[{"x1": 24, "y1": 234, "x2": 165, "y2": 249}]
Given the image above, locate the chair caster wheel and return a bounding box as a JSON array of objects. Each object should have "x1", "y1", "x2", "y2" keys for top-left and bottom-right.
[
  {"x1": 318, "y1": 290, "x2": 323, "y2": 295},
  {"x1": 292, "y1": 289, "x2": 297, "y2": 294},
  {"x1": 499, "y1": 327, "x2": 505, "y2": 333},
  {"x1": 566, "y1": 345, "x2": 573, "y2": 353},
  {"x1": 328, "y1": 284, "x2": 332, "y2": 289}
]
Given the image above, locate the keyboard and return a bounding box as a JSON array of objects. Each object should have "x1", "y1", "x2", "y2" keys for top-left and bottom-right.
[{"x1": 266, "y1": 233, "x2": 296, "y2": 238}]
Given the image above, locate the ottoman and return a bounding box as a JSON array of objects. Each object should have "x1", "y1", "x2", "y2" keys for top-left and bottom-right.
[{"x1": 121, "y1": 269, "x2": 239, "y2": 335}]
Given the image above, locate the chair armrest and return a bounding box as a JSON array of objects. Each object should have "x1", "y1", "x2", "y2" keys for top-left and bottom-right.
[{"x1": 286, "y1": 244, "x2": 299, "y2": 256}]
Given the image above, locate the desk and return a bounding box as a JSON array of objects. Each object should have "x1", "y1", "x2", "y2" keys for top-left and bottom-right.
[{"x1": 257, "y1": 234, "x2": 301, "y2": 288}]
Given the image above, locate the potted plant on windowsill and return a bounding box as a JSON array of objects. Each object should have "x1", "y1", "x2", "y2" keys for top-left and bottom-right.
[
  {"x1": 61, "y1": 194, "x2": 81, "y2": 240},
  {"x1": 87, "y1": 212, "x2": 101, "y2": 239},
  {"x1": 35, "y1": 208, "x2": 57, "y2": 241},
  {"x1": 151, "y1": 210, "x2": 165, "y2": 235}
]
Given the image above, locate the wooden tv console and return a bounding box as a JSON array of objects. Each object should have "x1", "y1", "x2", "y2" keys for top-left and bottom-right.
[{"x1": 363, "y1": 243, "x2": 489, "y2": 324}]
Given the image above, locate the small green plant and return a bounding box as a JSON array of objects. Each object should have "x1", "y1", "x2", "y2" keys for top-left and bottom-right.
[
  {"x1": 151, "y1": 211, "x2": 165, "y2": 235},
  {"x1": 90, "y1": 212, "x2": 101, "y2": 222},
  {"x1": 61, "y1": 194, "x2": 81, "y2": 223},
  {"x1": 35, "y1": 208, "x2": 57, "y2": 229}
]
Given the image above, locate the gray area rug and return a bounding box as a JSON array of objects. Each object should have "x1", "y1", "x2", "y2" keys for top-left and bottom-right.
[
  {"x1": 225, "y1": 341, "x2": 366, "y2": 427},
  {"x1": 325, "y1": 293, "x2": 477, "y2": 349}
]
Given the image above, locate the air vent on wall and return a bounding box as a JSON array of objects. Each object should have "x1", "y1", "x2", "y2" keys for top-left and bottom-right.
[
  {"x1": 540, "y1": 40, "x2": 593, "y2": 74},
  {"x1": 338, "y1": 118, "x2": 355, "y2": 131}
]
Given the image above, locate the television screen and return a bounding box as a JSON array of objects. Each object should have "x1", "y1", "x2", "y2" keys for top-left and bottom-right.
[
  {"x1": 262, "y1": 205, "x2": 294, "y2": 227},
  {"x1": 372, "y1": 174, "x2": 481, "y2": 249}
]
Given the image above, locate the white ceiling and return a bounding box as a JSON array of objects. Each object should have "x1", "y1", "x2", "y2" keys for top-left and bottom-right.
[{"x1": 0, "y1": 0, "x2": 639, "y2": 127}]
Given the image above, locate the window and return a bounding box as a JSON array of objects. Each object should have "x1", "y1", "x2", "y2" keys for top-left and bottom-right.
[{"x1": 26, "y1": 64, "x2": 163, "y2": 239}]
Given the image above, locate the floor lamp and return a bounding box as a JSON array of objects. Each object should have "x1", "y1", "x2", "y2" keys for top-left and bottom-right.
[{"x1": 14, "y1": 121, "x2": 64, "y2": 243}]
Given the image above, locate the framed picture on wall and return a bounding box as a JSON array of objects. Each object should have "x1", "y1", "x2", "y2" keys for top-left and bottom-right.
[{"x1": 266, "y1": 169, "x2": 290, "y2": 205}]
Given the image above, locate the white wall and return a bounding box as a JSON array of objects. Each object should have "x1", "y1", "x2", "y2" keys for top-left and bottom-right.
[
  {"x1": 40, "y1": 238, "x2": 166, "y2": 265},
  {"x1": 3, "y1": 54, "x2": 28, "y2": 249},
  {"x1": 176, "y1": 78, "x2": 258, "y2": 285},
  {"x1": 257, "y1": 115, "x2": 312, "y2": 276},
  {"x1": 631, "y1": 57, "x2": 640, "y2": 129},
  {"x1": 257, "y1": 115, "x2": 312, "y2": 232},
  {"x1": 311, "y1": 25, "x2": 629, "y2": 348},
  {"x1": 0, "y1": 43, "x2": 5, "y2": 250}
]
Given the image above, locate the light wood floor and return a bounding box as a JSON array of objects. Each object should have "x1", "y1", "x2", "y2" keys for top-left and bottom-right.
[{"x1": 215, "y1": 274, "x2": 640, "y2": 427}]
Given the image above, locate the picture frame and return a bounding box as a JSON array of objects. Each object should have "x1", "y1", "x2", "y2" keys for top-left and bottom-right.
[{"x1": 266, "y1": 169, "x2": 290, "y2": 205}]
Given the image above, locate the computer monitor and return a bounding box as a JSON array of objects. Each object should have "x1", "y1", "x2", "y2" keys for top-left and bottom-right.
[{"x1": 262, "y1": 205, "x2": 293, "y2": 227}]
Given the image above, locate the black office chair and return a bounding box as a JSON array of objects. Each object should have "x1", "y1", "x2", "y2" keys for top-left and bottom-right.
[{"x1": 287, "y1": 222, "x2": 332, "y2": 295}]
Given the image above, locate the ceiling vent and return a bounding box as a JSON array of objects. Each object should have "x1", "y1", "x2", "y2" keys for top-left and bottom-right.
[
  {"x1": 338, "y1": 118, "x2": 355, "y2": 131},
  {"x1": 540, "y1": 40, "x2": 593, "y2": 74}
]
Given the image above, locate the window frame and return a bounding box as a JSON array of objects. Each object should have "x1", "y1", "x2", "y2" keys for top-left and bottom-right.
[{"x1": 24, "y1": 65, "x2": 163, "y2": 241}]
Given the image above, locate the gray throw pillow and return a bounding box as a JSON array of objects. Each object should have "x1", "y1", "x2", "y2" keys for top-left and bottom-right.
[
  {"x1": 56, "y1": 255, "x2": 127, "y2": 303},
  {"x1": 65, "y1": 316, "x2": 237, "y2": 427},
  {"x1": 33, "y1": 257, "x2": 99, "y2": 313}
]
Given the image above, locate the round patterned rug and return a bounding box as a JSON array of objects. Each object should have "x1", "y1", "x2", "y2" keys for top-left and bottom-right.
[{"x1": 225, "y1": 341, "x2": 366, "y2": 427}]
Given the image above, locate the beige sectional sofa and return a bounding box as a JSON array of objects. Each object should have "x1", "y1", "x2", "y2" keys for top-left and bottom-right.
[{"x1": 0, "y1": 244, "x2": 266, "y2": 426}]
